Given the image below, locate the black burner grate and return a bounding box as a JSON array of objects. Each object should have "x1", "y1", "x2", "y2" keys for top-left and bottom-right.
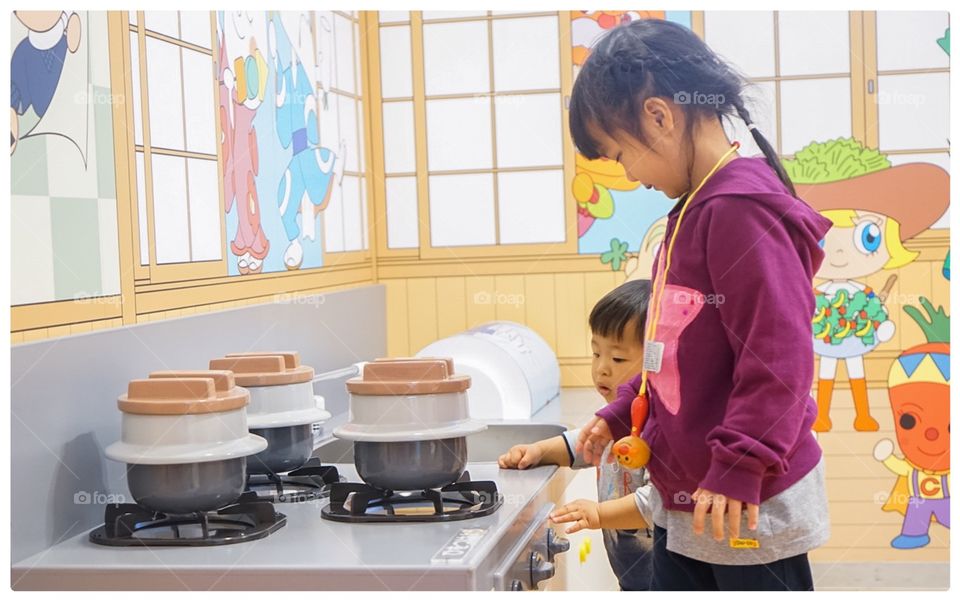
[
  {"x1": 321, "y1": 474, "x2": 502, "y2": 523},
  {"x1": 245, "y1": 458, "x2": 341, "y2": 503},
  {"x1": 88, "y1": 492, "x2": 286, "y2": 547}
]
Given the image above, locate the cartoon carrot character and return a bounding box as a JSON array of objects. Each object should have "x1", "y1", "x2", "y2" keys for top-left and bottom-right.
[
  {"x1": 874, "y1": 297, "x2": 949, "y2": 549},
  {"x1": 789, "y1": 139, "x2": 949, "y2": 432}
]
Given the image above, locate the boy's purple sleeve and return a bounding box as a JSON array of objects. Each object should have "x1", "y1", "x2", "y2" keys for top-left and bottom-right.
[
  {"x1": 698, "y1": 198, "x2": 821, "y2": 506},
  {"x1": 596, "y1": 373, "x2": 642, "y2": 440}
]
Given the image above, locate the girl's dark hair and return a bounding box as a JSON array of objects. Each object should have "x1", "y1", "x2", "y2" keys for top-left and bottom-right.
[
  {"x1": 589, "y1": 279, "x2": 651, "y2": 344},
  {"x1": 569, "y1": 19, "x2": 795, "y2": 196}
]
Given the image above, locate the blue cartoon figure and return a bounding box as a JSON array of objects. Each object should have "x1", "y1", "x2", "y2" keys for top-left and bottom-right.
[
  {"x1": 267, "y1": 15, "x2": 344, "y2": 270},
  {"x1": 10, "y1": 11, "x2": 82, "y2": 154}
]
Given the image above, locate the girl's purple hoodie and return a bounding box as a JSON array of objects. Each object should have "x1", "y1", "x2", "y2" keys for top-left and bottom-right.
[{"x1": 597, "y1": 157, "x2": 831, "y2": 511}]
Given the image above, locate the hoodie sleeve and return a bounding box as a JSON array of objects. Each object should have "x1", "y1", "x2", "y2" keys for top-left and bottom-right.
[
  {"x1": 596, "y1": 373, "x2": 643, "y2": 440},
  {"x1": 698, "y1": 197, "x2": 822, "y2": 506}
]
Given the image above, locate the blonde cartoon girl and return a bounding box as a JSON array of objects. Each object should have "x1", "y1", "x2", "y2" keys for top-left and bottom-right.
[{"x1": 799, "y1": 160, "x2": 948, "y2": 432}]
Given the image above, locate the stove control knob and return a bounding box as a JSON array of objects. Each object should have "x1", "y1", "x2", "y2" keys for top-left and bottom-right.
[
  {"x1": 546, "y1": 528, "x2": 570, "y2": 560},
  {"x1": 510, "y1": 579, "x2": 524, "y2": 591},
  {"x1": 529, "y1": 551, "x2": 555, "y2": 588}
]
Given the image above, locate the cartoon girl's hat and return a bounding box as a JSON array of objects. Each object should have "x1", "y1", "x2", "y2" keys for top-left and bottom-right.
[{"x1": 796, "y1": 163, "x2": 949, "y2": 240}]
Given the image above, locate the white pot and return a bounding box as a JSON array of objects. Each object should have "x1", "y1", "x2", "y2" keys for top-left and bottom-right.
[{"x1": 245, "y1": 381, "x2": 331, "y2": 429}]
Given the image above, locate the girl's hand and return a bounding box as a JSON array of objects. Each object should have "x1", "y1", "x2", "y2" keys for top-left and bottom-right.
[
  {"x1": 498, "y1": 443, "x2": 543, "y2": 470},
  {"x1": 575, "y1": 416, "x2": 613, "y2": 465},
  {"x1": 691, "y1": 488, "x2": 759, "y2": 541},
  {"x1": 550, "y1": 499, "x2": 601, "y2": 534}
]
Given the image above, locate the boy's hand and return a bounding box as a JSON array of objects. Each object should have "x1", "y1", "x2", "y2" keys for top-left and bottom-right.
[
  {"x1": 691, "y1": 488, "x2": 759, "y2": 541},
  {"x1": 498, "y1": 443, "x2": 543, "y2": 469},
  {"x1": 550, "y1": 499, "x2": 601, "y2": 534},
  {"x1": 575, "y1": 416, "x2": 613, "y2": 465}
]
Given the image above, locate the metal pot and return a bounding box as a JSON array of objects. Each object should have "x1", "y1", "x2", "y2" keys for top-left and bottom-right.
[
  {"x1": 354, "y1": 437, "x2": 467, "y2": 491},
  {"x1": 126, "y1": 457, "x2": 247, "y2": 515},
  {"x1": 247, "y1": 424, "x2": 314, "y2": 475}
]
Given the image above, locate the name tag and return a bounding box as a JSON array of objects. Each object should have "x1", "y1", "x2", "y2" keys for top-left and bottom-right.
[
  {"x1": 729, "y1": 538, "x2": 760, "y2": 549},
  {"x1": 643, "y1": 341, "x2": 665, "y2": 373}
]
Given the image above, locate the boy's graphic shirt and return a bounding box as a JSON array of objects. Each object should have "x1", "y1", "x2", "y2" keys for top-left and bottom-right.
[{"x1": 597, "y1": 157, "x2": 833, "y2": 512}]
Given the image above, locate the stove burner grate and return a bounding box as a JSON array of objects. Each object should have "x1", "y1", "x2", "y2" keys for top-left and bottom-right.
[
  {"x1": 88, "y1": 492, "x2": 286, "y2": 547},
  {"x1": 245, "y1": 458, "x2": 341, "y2": 503}
]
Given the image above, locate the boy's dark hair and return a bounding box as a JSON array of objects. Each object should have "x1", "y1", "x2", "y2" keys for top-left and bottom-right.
[
  {"x1": 569, "y1": 19, "x2": 795, "y2": 196},
  {"x1": 589, "y1": 279, "x2": 651, "y2": 344}
]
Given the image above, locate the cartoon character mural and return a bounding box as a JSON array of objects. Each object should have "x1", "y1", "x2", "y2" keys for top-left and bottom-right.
[
  {"x1": 268, "y1": 13, "x2": 342, "y2": 270},
  {"x1": 10, "y1": 11, "x2": 82, "y2": 155},
  {"x1": 873, "y1": 298, "x2": 949, "y2": 549},
  {"x1": 570, "y1": 12, "x2": 659, "y2": 239},
  {"x1": 218, "y1": 11, "x2": 270, "y2": 274},
  {"x1": 787, "y1": 139, "x2": 949, "y2": 432}
]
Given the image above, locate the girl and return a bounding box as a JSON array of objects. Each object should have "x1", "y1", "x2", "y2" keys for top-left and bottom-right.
[{"x1": 550, "y1": 20, "x2": 832, "y2": 591}]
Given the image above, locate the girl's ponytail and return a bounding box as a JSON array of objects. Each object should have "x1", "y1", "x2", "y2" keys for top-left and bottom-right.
[{"x1": 731, "y1": 99, "x2": 796, "y2": 196}]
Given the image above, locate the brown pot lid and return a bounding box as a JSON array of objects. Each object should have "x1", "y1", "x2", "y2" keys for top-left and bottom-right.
[
  {"x1": 119, "y1": 371, "x2": 249, "y2": 415},
  {"x1": 209, "y1": 351, "x2": 315, "y2": 386},
  {"x1": 346, "y1": 357, "x2": 471, "y2": 395}
]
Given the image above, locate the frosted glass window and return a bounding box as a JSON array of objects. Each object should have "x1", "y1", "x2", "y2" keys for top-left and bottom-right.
[
  {"x1": 129, "y1": 11, "x2": 138, "y2": 26},
  {"x1": 129, "y1": 32, "x2": 143, "y2": 146},
  {"x1": 495, "y1": 93, "x2": 562, "y2": 168},
  {"x1": 358, "y1": 99, "x2": 366, "y2": 173},
  {"x1": 135, "y1": 152, "x2": 148, "y2": 265},
  {"x1": 151, "y1": 154, "x2": 190, "y2": 264},
  {"x1": 704, "y1": 12, "x2": 775, "y2": 78},
  {"x1": 341, "y1": 175, "x2": 363, "y2": 251},
  {"x1": 779, "y1": 78, "x2": 851, "y2": 155},
  {"x1": 181, "y1": 47, "x2": 216, "y2": 155},
  {"x1": 426, "y1": 98, "x2": 492, "y2": 171},
  {"x1": 145, "y1": 38, "x2": 184, "y2": 150},
  {"x1": 360, "y1": 178, "x2": 369, "y2": 249},
  {"x1": 877, "y1": 73, "x2": 949, "y2": 150},
  {"x1": 423, "y1": 11, "x2": 488, "y2": 20},
  {"x1": 386, "y1": 177, "x2": 419, "y2": 248},
  {"x1": 144, "y1": 12, "x2": 179, "y2": 37},
  {"x1": 186, "y1": 158, "x2": 221, "y2": 261},
  {"x1": 877, "y1": 12, "x2": 950, "y2": 71},
  {"x1": 379, "y1": 12, "x2": 410, "y2": 24},
  {"x1": 335, "y1": 14, "x2": 355, "y2": 94},
  {"x1": 429, "y1": 174, "x2": 496, "y2": 246},
  {"x1": 722, "y1": 81, "x2": 777, "y2": 157},
  {"x1": 778, "y1": 12, "x2": 850, "y2": 76},
  {"x1": 423, "y1": 21, "x2": 490, "y2": 95},
  {"x1": 323, "y1": 183, "x2": 345, "y2": 252},
  {"x1": 492, "y1": 16, "x2": 560, "y2": 91},
  {"x1": 319, "y1": 88, "x2": 341, "y2": 160},
  {"x1": 379, "y1": 26, "x2": 413, "y2": 98},
  {"x1": 383, "y1": 101, "x2": 416, "y2": 173},
  {"x1": 498, "y1": 170, "x2": 565, "y2": 244},
  {"x1": 338, "y1": 94, "x2": 359, "y2": 172},
  {"x1": 179, "y1": 12, "x2": 211, "y2": 48}
]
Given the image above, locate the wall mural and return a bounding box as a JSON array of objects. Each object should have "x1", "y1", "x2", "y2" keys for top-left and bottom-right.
[
  {"x1": 217, "y1": 11, "x2": 344, "y2": 276},
  {"x1": 570, "y1": 10, "x2": 683, "y2": 258},
  {"x1": 10, "y1": 11, "x2": 121, "y2": 306},
  {"x1": 788, "y1": 139, "x2": 949, "y2": 432}
]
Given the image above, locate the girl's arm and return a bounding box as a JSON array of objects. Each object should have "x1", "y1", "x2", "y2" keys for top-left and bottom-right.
[
  {"x1": 594, "y1": 373, "x2": 643, "y2": 441},
  {"x1": 698, "y1": 198, "x2": 827, "y2": 506}
]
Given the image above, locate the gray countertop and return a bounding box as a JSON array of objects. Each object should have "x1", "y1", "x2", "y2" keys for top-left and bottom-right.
[{"x1": 11, "y1": 461, "x2": 561, "y2": 590}]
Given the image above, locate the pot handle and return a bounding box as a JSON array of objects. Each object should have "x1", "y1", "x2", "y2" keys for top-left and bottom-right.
[
  {"x1": 312, "y1": 362, "x2": 365, "y2": 383},
  {"x1": 314, "y1": 395, "x2": 326, "y2": 410}
]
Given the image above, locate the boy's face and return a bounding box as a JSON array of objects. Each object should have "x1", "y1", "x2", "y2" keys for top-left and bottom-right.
[{"x1": 591, "y1": 318, "x2": 645, "y2": 403}]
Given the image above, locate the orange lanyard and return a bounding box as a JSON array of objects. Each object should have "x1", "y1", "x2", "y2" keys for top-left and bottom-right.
[{"x1": 637, "y1": 142, "x2": 740, "y2": 399}]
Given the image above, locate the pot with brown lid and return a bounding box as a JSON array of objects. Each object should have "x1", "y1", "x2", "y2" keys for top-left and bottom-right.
[
  {"x1": 334, "y1": 358, "x2": 486, "y2": 490},
  {"x1": 105, "y1": 371, "x2": 267, "y2": 514},
  {"x1": 210, "y1": 352, "x2": 330, "y2": 475}
]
